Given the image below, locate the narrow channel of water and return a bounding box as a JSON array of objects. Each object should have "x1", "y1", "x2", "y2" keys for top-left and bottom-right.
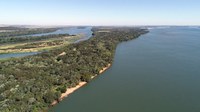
[
  {"x1": 0, "y1": 52, "x2": 38, "y2": 59},
  {"x1": 21, "y1": 27, "x2": 92, "y2": 38}
]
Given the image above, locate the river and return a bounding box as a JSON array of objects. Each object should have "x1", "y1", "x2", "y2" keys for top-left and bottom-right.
[
  {"x1": 50, "y1": 27, "x2": 200, "y2": 112},
  {"x1": 0, "y1": 52, "x2": 39, "y2": 59},
  {"x1": 0, "y1": 27, "x2": 92, "y2": 59}
]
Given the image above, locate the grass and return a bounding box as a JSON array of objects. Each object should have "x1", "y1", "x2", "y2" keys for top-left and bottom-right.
[{"x1": 0, "y1": 35, "x2": 82, "y2": 54}]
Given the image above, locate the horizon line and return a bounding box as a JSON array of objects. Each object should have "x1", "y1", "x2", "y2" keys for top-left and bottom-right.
[{"x1": 0, "y1": 24, "x2": 200, "y2": 27}]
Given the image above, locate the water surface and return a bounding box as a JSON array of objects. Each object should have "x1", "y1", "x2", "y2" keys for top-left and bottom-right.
[
  {"x1": 0, "y1": 52, "x2": 38, "y2": 59},
  {"x1": 50, "y1": 27, "x2": 200, "y2": 112},
  {"x1": 23, "y1": 27, "x2": 92, "y2": 39}
]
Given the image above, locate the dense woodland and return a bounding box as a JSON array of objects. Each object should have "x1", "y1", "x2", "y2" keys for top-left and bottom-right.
[{"x1": 0, "y1": 27, "x2": 148, "y2": 112}]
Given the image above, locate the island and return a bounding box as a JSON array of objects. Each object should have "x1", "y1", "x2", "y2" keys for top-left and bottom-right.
[
  {"x1": 0, "y1": 27, "x2": 84, "y2": 55},
  {"x1": 0, "y1": 27, "x2": 148, "y2": 111}
]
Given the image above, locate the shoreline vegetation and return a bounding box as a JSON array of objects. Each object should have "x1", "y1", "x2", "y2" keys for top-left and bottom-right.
[
  {"x1": 0, "y1": 34, "x2": 83, "y2": 54},
  {"x1": 0, "y1": 27, "x2": 82, "y2": 55},
  {"x1": 51, "y1": 64, "x2": 111, "y2": 106},
  {"x1": 0, "y1": 27, "x2": 148, "y2": 111}
]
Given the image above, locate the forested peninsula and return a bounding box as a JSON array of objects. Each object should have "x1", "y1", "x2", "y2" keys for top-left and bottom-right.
[{"x1": 0, "y1": 27, "x2": 148, "y2": 111}]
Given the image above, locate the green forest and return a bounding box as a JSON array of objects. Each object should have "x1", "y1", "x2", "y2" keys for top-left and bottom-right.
[{"x1": 0, "y1": 27, "x2": 148, "y2": 112}]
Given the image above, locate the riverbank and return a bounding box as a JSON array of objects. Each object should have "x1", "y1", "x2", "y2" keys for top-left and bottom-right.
[
  {"x1": 50, "y1": 27, "x2": 200, "y2": 112},
  {"x1": 51, "y1": 64, "x2": 111, "y2": 106},
  {"x1": 0, "y1": 27, "x2": 148, "y2": 111}
]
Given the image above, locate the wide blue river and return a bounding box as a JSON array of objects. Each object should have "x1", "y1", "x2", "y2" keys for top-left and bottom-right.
[{"x1": 50, "y1": 27, "x2": 200, "y2": 112}]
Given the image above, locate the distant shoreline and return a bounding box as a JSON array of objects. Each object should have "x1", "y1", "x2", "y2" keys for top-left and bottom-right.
[{"x1": 51, "y1": 64, "x2": 111, "y2": 106}]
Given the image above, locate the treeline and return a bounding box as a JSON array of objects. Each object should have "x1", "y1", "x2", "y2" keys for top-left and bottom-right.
[
  {"x1": 0, "y1": 28, "x2": 59, "y2": 38},
  {"x1": 0, "y1": 34, "x2": 70, "y2": 44},
  {"x1": 0, "y1": 27, "x2": 27, "y2": 30},
  {"x1": 0, "y1": 27, "x2": 148, "y2": 112}
]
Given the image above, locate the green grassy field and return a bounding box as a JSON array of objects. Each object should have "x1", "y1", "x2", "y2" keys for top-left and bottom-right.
[{"x1": 0, "y1": 34, "x2": 83, "y2": 54}]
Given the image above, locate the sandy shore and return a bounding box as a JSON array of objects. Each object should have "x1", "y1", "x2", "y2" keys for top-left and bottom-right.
[
  {"x1": 51, "y1": 63, "x2": 111, "y2": 106},
  {"x1": 99, "y1": 64, "x2": 111, "y2": 74},
  {"x1": 51, "y1": 82, "x2": 87, "y2": 106}
]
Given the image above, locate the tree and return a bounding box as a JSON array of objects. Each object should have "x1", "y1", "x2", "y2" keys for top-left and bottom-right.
[
  {"x1": 43, "y1": 91, "x2": 55, "y2": 104},
  {"x1": 81, "y1": 74, "x2": 91, "y2": 82}
]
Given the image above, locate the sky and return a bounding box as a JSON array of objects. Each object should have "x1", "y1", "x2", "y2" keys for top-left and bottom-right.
[{"x1": 0, "y1": 0, "x2": 200, "y2": 26}]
